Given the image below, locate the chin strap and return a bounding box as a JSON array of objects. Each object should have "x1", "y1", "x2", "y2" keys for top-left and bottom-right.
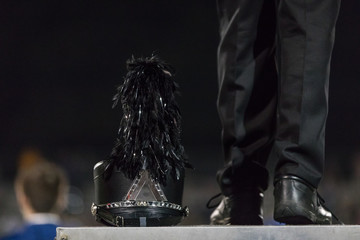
[
  {"x1": 91, "y1": 203, "x2": 125, "y2": 227},
  {"x1": 91, "y1": 202, "x2": 189, "y2": 227}
]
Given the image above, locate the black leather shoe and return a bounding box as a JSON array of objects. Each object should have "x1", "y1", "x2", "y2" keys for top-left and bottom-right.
[
  {"x1": 209, "y1": 190, "x2": 264, "y2": 225},
  {"x1": 274, "y1": 175, "x2": 332, "y2": 224}
]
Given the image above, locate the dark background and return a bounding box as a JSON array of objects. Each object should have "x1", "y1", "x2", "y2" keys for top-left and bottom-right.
[{"x1": 0, "y1": 0, "x2": 360, "y2": 232}]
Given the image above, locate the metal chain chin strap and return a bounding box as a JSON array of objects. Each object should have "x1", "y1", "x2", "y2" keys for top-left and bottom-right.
[
  {"x1": 91, "y1": 202, "x2": 189, "y2": 227},
  {"x1": 92, "y1": 200, "x2": 189, "y2": 213},
  {"x1": 91, "y1": 203, "x2": 124, "y2": 227}
]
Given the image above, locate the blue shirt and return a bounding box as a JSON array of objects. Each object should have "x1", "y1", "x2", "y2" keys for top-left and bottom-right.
[{"x1": 0, "y1": 224, "x2": 58, "y2": 240}]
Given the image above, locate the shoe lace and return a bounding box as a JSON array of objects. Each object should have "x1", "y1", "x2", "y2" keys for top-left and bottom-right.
[
  {"x1": 317, "y1": 193, "x2": 344, "y2": 225},
  {"x1": 206, "y1": 193, "x2": 222, "y2": 209}
]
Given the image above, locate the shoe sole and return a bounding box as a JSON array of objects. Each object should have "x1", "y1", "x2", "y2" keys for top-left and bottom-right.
[
  {"x1": 275, "y1": 215, "x2": 313, "y2": 225},
  {"x1": 274, "y1": 206, "x2": 315, "y2": 225}
]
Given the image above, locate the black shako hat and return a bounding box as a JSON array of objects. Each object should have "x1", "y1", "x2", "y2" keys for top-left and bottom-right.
[{"x1": 92, "y1": 56, "x2": 191, "y2": 227}]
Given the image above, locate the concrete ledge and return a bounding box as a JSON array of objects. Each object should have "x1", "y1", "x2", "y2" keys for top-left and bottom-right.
[{"x1": 56, "y1": 225, "x2": 360, "y2": 240}]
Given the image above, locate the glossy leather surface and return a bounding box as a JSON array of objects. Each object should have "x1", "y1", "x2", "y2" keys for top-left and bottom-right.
[
  {"x1": 274, "y1": 175, "x2": 332, "y2": 224},
  {"x1": 93, "y1": 160, "x2": 186, "y2": 226}
]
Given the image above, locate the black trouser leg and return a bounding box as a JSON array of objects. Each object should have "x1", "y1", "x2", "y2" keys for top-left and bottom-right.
[
  {"x1": 274, "y1": 0, "x2": 341, "y2": 188},
  {"x1": 216, "y1": 0, "x2": 277, "y2": 195}
]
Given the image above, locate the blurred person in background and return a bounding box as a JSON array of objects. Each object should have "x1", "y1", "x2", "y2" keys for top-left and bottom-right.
[{"x1": 1, "y1": 152, "x2": 68, "y2": 240}]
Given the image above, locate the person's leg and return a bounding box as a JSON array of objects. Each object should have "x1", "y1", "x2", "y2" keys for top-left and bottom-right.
[
  {"x1": 212, "y1": 0, "x2": 277, "y2": 225},
  {"x1": 274, "y1": 0, "x2": 341, "y2": 224}
]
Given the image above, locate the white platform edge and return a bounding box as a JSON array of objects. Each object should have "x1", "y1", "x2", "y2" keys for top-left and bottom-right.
[{"x1": 56, "y1": 225, "x2": 360, "y2": 240}]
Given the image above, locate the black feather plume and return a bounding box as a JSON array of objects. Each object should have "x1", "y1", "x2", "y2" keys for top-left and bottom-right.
[{"x1": 105, "y1": 55, "x2": 191, "y2": 184}]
